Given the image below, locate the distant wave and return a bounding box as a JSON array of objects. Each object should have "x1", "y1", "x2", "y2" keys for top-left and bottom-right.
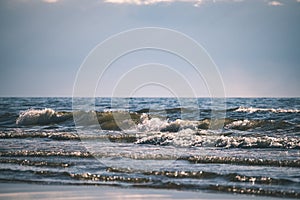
[
  {"x1": 235, "y1": 106, "x2": 300, "y2": 113},
  {"x1": 136, "y1": 107, "x2": 192, "y2": 114},
  {"x1": 224, "y1": 119, "x2": 292, "y2": 131}
]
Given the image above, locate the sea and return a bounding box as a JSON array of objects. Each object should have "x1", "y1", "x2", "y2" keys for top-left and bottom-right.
[{"x1": 0, "y1": 97, "x2": 299, "y2": 198}]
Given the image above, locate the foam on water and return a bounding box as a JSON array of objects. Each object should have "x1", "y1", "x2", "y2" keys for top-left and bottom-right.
[
  {"x1": 16, "y1": 108, "x2": 71, "y2": 125},
  {"x1": 235, "y1": 106, "x2": 300, "y2": 113},
  {"x1": 136, "y1": 130, "x2": 300, "y2": 149},
  {"x1": 12, "y1": 108, "x2": 300, "y2": 150},
  {"x1": 14, "y1": 107, "x2": 297, "y2": 132},
  {"x1": 137, "y1": 114, "x2": 200, "y2": 132}
]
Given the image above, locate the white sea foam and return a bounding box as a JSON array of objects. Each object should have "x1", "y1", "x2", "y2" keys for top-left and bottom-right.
[
  {"x1": 137, "y1": 114, "x2": 168, "y2": 132},
  {"x1": 135, "y1": 115, "x2": 299, "y2": 148},
  {"x1": 137, "y1": 114, "x2": 199, "y2": 132},
  {"x1": 225, "y1": 119, "x2": 254, "y2": 130},
  {"x1": 235, "y1": 106, "x2": 300, "y2": 113},
  {"x1": 16, "y1": 108, "x2": 63, "y2": 125},
  {"x1": 227, "y1": 119, "x2": 251, "y2": 127},
  {"x1": 136, "y1": 130, "x2": 300, "y2": 149}
]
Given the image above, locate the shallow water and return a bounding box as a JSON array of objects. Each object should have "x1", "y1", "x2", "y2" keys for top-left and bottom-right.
[{"x1": 0, "y1": 97, "x2": 299, "y2": 198}]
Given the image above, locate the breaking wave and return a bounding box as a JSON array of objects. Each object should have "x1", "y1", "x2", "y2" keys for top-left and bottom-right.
[
  {"x1": 235, "y1": 106, "x2": 300, "y2": 113},
  {"x1": 16, "y1": 108, "x2": 72, "y2": 125},
  {"x1": 11, "y1": 108, "x2": 300, "y2": 149},
  {"x1": 136, "y1": 130, "x2": 300, "y2": 149},
  {"x1": 3, "y1": 98, "x2": 300, "y2": 199},
  {"x1": 138, "y1": 114, "x2": 295, "y2": 132},
  {"x1": 14, "y1": 108, "x2": 298, "y2": 132}
]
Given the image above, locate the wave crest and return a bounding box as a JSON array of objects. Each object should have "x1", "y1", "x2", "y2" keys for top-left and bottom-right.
[
  {"x1": 235, "y1": 106, "x2": 300, "y2": 113},
  {"x1": 136, "y1": 131, "x2": 300, "y2": 149},
  {"x1": 16, "y1": 108, "x2": 72, "y2": 125}
]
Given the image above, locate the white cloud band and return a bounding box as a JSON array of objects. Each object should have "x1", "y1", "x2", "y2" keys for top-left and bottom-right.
[
  {"x1": 103, "y1": 0, "x2": 243, "y2": 6},
  {"x1": 268, "y1": 1, "x2": 283, "y2": 6}
]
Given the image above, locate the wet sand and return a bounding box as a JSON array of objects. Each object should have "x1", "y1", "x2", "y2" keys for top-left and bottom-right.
[{"x1": 0, "y1": 182, "x2": 290, "y2": 200}]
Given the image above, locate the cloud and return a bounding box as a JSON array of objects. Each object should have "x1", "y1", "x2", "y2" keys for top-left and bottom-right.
[
  {"x1": 103, "y1": 0, "x2": 196, "y2": 5},
  {"x1": 103, "y1": 0, "x2": 241, "y2": 6},
  {"x1": 268, "y1": 1, "x2": 283, "y2": 6},
  {"x1": 42, "y1": 0, "x2": 59, "y2": 3}
]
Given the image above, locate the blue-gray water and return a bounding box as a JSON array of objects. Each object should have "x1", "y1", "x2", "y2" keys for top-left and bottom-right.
[{"x1": 0, "y1": 97, "x2": 299, "y2": 198}]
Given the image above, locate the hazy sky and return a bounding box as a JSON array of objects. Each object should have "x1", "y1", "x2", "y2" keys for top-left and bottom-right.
[{"x1": 0, "y1": 0, "x2": 299, "y2": 97}]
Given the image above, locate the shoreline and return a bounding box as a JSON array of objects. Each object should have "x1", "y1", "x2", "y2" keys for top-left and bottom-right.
[{"x1": 0, "y1": 182, "x2": 294, "y2": 200}]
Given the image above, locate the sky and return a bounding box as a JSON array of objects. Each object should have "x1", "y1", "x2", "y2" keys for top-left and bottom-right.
[{"x1": 0, "y1": 0, "x2": 299, "y2": 97}]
